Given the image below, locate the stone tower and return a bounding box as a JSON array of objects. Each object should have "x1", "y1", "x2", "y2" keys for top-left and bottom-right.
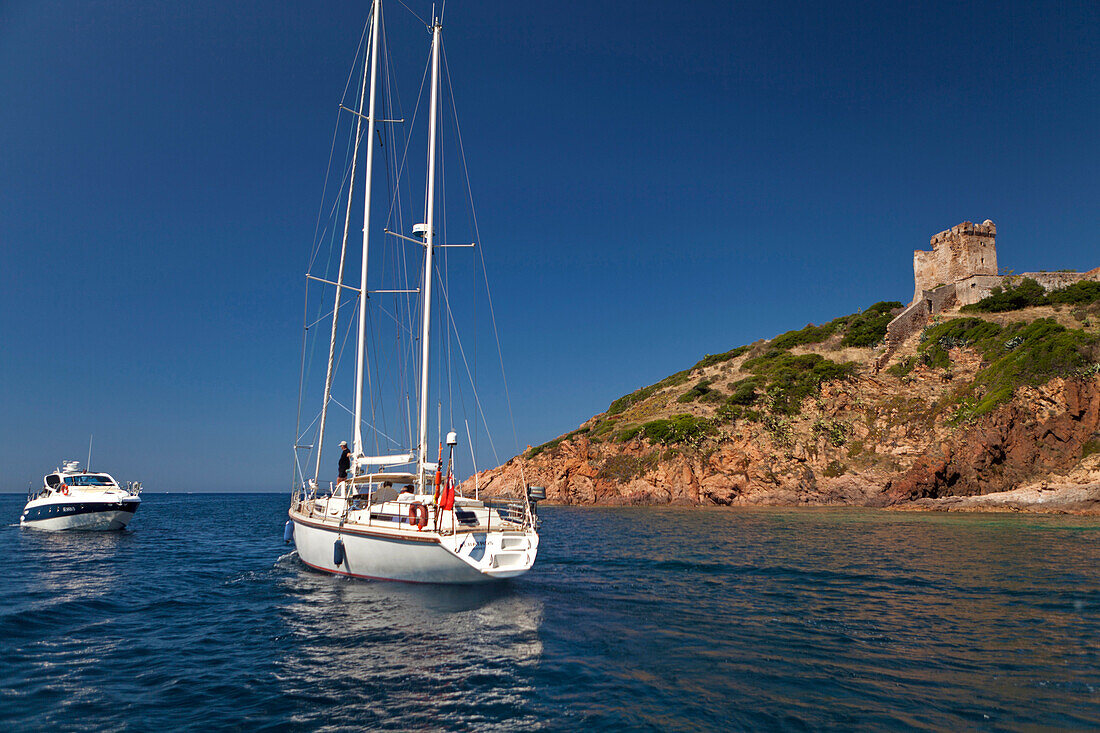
[{"x1": 912, "y1": 220, "x2": 997, "y2": 303}]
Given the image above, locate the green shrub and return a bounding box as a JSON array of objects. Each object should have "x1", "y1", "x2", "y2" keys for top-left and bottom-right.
[
  {"x1": 640, "y1": 414, "x2": 714, "y2": 444},
  {"x1": 961, "y1": 278, "x2": 1048, "y2": 313},
  {"x1": 771, "y1": 321, "x2": 842, "y2": 349},
  {"x1": 616, "y1": 426, "x2": 643, "y2": 442},
  {"x1": 727, "y1": 377, "x2": 761, "y2": 406},
  {"x1": 596, "y1": 453, "x2": 659, "y2": 482},
  {"x1": 677, "y1": 378, "x2": 714, "y2": 403},
  {"x1": 919, "y1": 318, "x2": 1004, "y2": 370},
  {"x1": 742, "y1": 352, "x2": 858, "y2": 415},
  {"x1": 961, "y1": 277, "x2": 1100, "y2": 314},
  {"x1": 840, "y1": 301, "x2": 903, "y2": 347},
  {"x1": 527, "y1": 427, "x2": 589, "y2": 458},
  {"x1": 1049, "y1": 281, "x2": 1100, "y2": 306},
  {"x1": 823, "y1": 460, "x2": 846, "y2": 478},
  {"x1": 1084, "y1": 437, "x2": 1100, "y2": 459},
  {"x1": 921, "y1": 317, "x2": 1098, "y2": 419},
  {"x1": 607, "y1": 370, "x2": 691, "y2": 415},
  {"x1": 691, "y1": 345, "x2": 749, "y2": 371},
  {"x1": 887, "y1": 356, "x2": 917, "y2": 377},
  {"x1": 813, "y1": 418, "x2": 851, "y2": 447},
  {"x1": 589, "y1": 418, "x2": 617, "y2": 438},
  {"x1": 717, "y1": 403, "x2": 743, "y2": 421}
]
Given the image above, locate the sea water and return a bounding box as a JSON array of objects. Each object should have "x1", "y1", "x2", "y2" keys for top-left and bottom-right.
[{"x1": 2, "y1": 494, "x2": 1099, "y2": 730}]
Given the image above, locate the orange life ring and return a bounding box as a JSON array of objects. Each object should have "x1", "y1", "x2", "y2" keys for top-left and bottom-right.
[
  {"x1": 408, "y1": 502, "x2": 428, "y2": 530},
  {"x1": 60, "y1": 484, "x2": 69, "y2": 496}
]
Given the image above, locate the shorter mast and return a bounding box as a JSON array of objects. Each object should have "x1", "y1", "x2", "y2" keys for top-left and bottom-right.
[{"x1": 416, "y1": 20, "x2": 442, "y2": 488}]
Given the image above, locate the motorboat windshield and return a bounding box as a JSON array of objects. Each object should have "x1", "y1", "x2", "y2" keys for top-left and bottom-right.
[{"x1": 65, "y1": 474, "x2": 116, "y2": 487}]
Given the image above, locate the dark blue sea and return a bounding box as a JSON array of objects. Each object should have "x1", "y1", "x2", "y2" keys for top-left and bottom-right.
[{"x1": 3, "y1": 494, "x2": 1100, "y2": 730}]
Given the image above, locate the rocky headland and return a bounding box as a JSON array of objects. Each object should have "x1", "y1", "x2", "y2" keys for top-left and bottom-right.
[{"x1": 466, "y1": 223, "x2": 1100, "y2": 513}]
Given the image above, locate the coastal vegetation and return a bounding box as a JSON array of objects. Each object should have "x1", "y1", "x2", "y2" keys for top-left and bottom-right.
[
  {"x1": 598, "y1": 302, "x2": 901, "y2": 444},
  {"x1": 741, "y1": 351, "x2": 858, "y2": 415},
  {"x1": 522, "y1": 292, "x2": 1099, "y2": 475},
  {"x1": 919, "y1": 317, "x2": 1098, "y2": 420},
  {"x1": 961, "y1": 278, "x2": 1100, "y2": 313},
  {"x1": 770, "y1": 301, "x2": 902, "y2": 349},
  {"x1": 527, "y1": 427, "x2": 589, "y2": 458},
  {"x1": 475, "y1": 279, "x2": 1100, "y2": 516},
  {"x1": 606, "y1": 371, "x2": 692, "y2": 416},
  {"x1": 596, "y1": 453, "x2": 659, "y2": 482}
]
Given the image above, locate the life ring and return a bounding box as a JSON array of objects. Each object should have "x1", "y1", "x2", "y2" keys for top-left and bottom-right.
[
  {"x1": 408, "y1": 502, "x2": 428, "y2": 530},
  {"x1": 60, "y1": 484, "x2": 69, "y2": 496}
]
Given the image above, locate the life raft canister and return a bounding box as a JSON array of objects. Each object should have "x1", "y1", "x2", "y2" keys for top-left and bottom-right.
[{"x1": 408, "y1": 502, "x2": 428, "y2": 530}]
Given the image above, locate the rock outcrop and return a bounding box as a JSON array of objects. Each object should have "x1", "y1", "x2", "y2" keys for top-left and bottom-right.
[
  {"x1": 468, "y1": 372, "x2": 1100, "y2": 512},
  {"x1": 465, "y1": 302, "x2": 1100, "y2": 513}
]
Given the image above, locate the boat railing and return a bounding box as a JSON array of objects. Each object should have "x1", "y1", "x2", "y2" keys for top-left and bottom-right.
[
  {"x1": 291, "y1": 480, "x2": 328, "y2": 518},
  {"x1": 484, "y1": 499, "x2": 531, "y2": 527},
  {"x1": 291, "y1": 479, "x2": 541, "y2": 534}
]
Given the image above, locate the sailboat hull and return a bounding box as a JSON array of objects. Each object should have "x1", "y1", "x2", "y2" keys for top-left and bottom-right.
[{"x1": 289, "y1": 508, "x2": 537, "y2": 584}]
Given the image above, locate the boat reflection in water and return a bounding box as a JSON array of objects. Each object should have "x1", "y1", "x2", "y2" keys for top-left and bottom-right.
[
  {"x1": 19, "y1": 529, "x2": 131, "y2": 610},
  {"x1": 275, "y1": 552, "x2": 545, "y2": 728}
]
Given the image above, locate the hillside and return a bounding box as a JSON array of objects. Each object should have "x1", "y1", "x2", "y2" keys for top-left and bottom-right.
[{"x1": 466, "y1": 281, "x2": 1100, "y2": 512}]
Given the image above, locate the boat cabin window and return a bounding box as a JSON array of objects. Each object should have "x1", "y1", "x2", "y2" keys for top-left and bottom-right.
[
  {"x1": 45, "y1": 475, "x2": 60, "y2": 487},
  {"x1": 66, "y1": 474, "x2": 115, "y2": 487}
]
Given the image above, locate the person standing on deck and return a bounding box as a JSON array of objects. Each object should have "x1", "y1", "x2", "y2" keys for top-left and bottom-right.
[{"x1": 338, "y1": 441, "x2": 351, "y2": 484}]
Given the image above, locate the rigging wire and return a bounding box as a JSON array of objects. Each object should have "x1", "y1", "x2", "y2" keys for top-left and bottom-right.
[
  {"x1": 433, "y1": 262, "x2": 501, "y2": 467},
  {"x1": 307, "y1": 18, "x2": 370, "y2": 274},
  {"x1": 296, "y1": 9, "x2": 522, "y2": 493},
  {"x1": 393, "y1": 0, "x2": 429, "y2": 28},
  {"x1": 442, "y1": 41, "x2": 525, "y2": 477},
  {"x1": 295, "y1": 21, "x2": 371, "y2": 488}
]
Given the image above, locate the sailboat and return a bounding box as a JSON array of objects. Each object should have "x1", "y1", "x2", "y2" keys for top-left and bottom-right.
[{"x1": 287, "y1": 2, "x2": 541, "y2": 583}]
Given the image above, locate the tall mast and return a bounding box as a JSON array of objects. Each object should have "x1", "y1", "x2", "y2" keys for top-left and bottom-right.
[
  {"x1": 352, "y1": 0, "x2": 382, "y2": 462},
  {"x1": 417, "y1": 20, "x2": 442, "y2": 486},
  {"x1": 313, "y1": 29, "x2": 372, "y2": 485}
]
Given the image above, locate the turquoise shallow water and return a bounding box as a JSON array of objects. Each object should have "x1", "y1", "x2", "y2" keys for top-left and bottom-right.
[{"x1": 2, "y1": 494, "x2": 1100, "y2": 730}]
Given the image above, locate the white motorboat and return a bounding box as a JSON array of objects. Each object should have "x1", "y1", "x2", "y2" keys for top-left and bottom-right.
[
  {"x1": 22, "y1": 460, "x2": 141, "y2": 531},
  {"x1": 288, "y1": 1, "x2": 540, "y2": 583}
]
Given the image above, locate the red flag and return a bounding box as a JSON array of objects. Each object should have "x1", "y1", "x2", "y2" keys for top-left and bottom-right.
[{"x1": 442, "y1": 474, "x2": 455, "y2": 510}]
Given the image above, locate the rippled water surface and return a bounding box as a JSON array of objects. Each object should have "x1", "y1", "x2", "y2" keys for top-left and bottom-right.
[{"x1": 3, "y1": 494, "x2": 1100, "y2": 730}]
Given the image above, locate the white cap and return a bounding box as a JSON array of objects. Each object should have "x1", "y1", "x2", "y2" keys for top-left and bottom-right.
[{"x1": 340, "y1": 441, "x2": 348, "y2": 446}]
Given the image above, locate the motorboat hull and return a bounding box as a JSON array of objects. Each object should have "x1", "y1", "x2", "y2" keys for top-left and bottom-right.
[
  {"x1": 290, "y1": 506, "x2": 537, "y2": 584},
  {"x1": 21, "y1": 499, "x2": 139, "y2": 531}
]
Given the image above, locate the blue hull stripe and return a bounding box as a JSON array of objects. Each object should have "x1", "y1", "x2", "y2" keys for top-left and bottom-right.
[{"x1": 22, "y1": 502, "x2": 139, "y2": 523}]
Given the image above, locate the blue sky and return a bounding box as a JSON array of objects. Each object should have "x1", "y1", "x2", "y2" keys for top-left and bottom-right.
[{"x1": 1, "y1": 0, "x2": 1097, "y2": 491}]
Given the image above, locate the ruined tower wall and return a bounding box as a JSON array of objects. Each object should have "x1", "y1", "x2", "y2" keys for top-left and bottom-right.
[{"x1": 912, "y1": 220, "x2": 998, "y2": 303}]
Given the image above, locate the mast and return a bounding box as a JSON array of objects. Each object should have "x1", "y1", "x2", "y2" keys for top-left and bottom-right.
[
  {"x1": 417, "y1": 20, "x2": 442, "y2": 487},
  {"x1": 352, "y1": 0, "x2": 382, "y2": 463},
  {"x1": 314, "y1": 29, "x2": 372, "y2": 485}
]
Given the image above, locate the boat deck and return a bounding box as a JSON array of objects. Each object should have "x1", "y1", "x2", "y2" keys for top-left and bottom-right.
[{"x1": 292, "y1": 495, "x2": 533, "y2": 537}]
